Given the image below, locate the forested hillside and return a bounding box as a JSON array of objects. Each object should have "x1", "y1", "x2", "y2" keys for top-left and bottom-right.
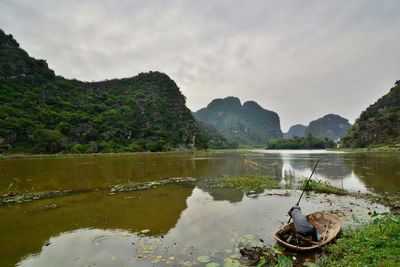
[
  {"x1": 0, "y1": 29, "x2": 207, "y2": 153},
  {"x1": 194, "y1": 97, "x2": 282, "y2": 145},
  {"x1": 343, "y1": 81, "x2": 400, "y2": 147},
  {"x1": 195, "y1": 121, "x2": 238, "y2": 149}
]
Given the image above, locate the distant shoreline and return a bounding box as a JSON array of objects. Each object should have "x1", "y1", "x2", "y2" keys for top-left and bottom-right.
[
  {"x1": 327, "y1": 146, "x2": 400, "y2": 152},
  {"x1": 1, "y1": 146, "x2": 399, "y2": 160}
]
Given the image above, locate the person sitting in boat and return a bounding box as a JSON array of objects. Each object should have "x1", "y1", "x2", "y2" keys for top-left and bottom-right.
[{"x1": 288, "y1": 205, "x2": 321, "y2": 242}]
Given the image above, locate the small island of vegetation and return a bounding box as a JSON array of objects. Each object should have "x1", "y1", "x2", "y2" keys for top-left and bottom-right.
[{"x1": 265, "y1": 134, "x2": 335, "y2": 149}]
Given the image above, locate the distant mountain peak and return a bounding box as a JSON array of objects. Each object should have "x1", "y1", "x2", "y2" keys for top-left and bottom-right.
[
  {"x1": 0, "y1": 28, "x2": 54, "y2": 79},
  {"x1": 206, "y1": 96, "x2": 242, "y2": 111},
  {"x1": 194, "y1": 97, "x2": 282, "y2": 144},
  {"x1": 283, "y1": 124, "x2": 307, "y2": 138},
  {"x1": 243, "y1": 100, "x2": 262, "y2": 110},
  {"x1": 305, "y1": 114, "x2": 351, "y2": 140}
]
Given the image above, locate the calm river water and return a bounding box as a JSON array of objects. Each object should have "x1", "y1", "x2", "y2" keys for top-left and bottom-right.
[{"x1": 0, "y1": 150, "x2": 398, "y2": 266}]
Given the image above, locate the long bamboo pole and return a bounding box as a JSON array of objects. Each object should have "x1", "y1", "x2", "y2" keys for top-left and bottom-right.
[{"x1": 287, "y1": 160, "x2": 320, "y2": 223}]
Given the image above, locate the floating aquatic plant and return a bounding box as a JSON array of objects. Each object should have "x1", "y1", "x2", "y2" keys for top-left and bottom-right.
[{"x1": 197, "y1": 255, "x2": 211, "y2": 263}]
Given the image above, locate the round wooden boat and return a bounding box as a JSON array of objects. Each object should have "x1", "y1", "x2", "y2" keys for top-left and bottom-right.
[{"x1": 273, "y1": 211, "x2": 341, "y2": 251}]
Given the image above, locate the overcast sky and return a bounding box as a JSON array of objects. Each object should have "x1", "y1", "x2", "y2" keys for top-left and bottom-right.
[{"x1": 1, "y1": 0, "x2": 399, "y2": 131}]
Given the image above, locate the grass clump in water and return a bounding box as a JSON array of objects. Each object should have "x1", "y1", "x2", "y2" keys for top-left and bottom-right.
[
  {"x1": 219, "y1": 174, "x2": 280, "y2": 192},
  {"x1": 319, "y1": 213, "x2": 400, "y2": 266},
  {"x1": 303, "y1": 179, "x2": 347, "y2": 195},
  {"x1": 112, "y1": 181, "x2": 141, "y2": 191}
]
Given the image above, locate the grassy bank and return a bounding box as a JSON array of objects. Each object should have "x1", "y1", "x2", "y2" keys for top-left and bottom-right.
[
  {"x1": 0, "y1": 190, "x2": 74, "y2": 205},
  {"x1": 0, "y1": 149, "x2": 249, "y2": 160},
  {"x1": 328, "y1": 145, "x2": 400, "y2": 152},
  {"x1": 319, "y1": 213, "x2": 400, "y2": 266}
]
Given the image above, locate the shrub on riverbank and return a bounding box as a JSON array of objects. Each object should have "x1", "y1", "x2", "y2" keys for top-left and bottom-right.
[
  {"x1": 219, "y1": 175, "x2": 280, "y2": 192},
  {"x1": 265, "y1": 134, "x2": 335, "y2": 149},
  {"x1": 319, "y1": 214, "x2": 400, "y2": 266}
]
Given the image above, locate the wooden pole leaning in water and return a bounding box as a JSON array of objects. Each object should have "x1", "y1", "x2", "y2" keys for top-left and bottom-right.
[{"x1": 287, "y1": 160, "x2": 320, "y2": 223}]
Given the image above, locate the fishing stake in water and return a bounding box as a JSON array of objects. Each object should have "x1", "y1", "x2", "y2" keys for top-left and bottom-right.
[{"x1": 287, "y1": 160, "x2": 320, "y2": 223}]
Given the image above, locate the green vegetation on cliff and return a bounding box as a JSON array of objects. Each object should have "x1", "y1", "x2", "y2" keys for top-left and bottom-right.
[
  {"x1": 0, "y1": 29, "x2": 205, "y2": 153},
  {"x1": 343, "y1": 81, "x2": 400, "y2": 148},
  {"x1": 265, "y1": 134, "x2": 335, "y2": 149},
  {"x1": 194, "y1": 97, "x2": 282, "y2": 145},
  {"x1": 195, "y1": 121, "x2": 238, "y2": 149}
]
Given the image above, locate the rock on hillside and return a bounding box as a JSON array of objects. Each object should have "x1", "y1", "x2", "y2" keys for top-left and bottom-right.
[
  {"x1": 194, "y1": 97, "x2": 282, "y2": 145},
  {"x1": 283, "y1": 124, "x2": 307, "y2": 138},
  {"x1": 305, "y1": 114, "x2": 351, "y2": 140},
  {"x1": 343, "y1": 81, "x2": 400, "y2": 147}
]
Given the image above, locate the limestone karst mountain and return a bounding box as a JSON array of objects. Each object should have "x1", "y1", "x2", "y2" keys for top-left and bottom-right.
[
  {"x1": 283, "y1": 124, "x2": 307, "y2": 138},
  {"x1": 0, "y1": 29, "x2": 204, "y2": 153},
  {"x1": 305, "y1": 114, "x2": 351, "y2": 140},
  {"x1": 343, "y1": 80, "x2": 400, "y2": 147},
  {"x1": 194, "y1": 97, "x2": 282, "y2": 145}
]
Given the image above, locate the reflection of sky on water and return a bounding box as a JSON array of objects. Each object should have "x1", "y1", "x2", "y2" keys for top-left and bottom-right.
[{"x1": 251, "y1": 150, "x2": 369, "y2": 193}]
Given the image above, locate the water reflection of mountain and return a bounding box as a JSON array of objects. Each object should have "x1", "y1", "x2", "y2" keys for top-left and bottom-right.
[
  {"x1": 198, "y1": 186, "x2": 244, "y2": 203},
  {"x1": 0, "y1": 184, "x2": 193, "y2": 267},
  {"x1": 344, "y1": 153, "x2": 400, "y2": 193}
]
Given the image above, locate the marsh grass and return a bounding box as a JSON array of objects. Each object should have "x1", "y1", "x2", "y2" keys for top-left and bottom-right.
[
  {"x1": 219, "y1": 174, "x2": 280, "y2": 192},
  {"x1": 319, "y1": 214, "x2": 400, "y2": 266},
  {"x1": 302, "y1": 179, "x2": 347, "y2": 195},
  {"x1": 110, "y1": 177, "x2": 198, "y2": 192},
  {"x1": 1, "y1": 190, "x2": 72, "y2": 205}
]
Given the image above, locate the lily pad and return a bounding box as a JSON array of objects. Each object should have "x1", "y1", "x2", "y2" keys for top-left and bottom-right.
[
  {"x1": 206, "y1": 263, "x2": 220, "y2": 267},
  {"x1": 140, "y1": 229, "x2": 151, "y2": 234},
  {"x1": 224, "y1": 249, "x2": 233, "y2": 253},
  {"x1": 197, "y1": 256, "x2": 211, "y2": 263}
]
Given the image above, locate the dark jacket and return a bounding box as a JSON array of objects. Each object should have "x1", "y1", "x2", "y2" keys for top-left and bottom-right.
[{"x1": 288, "y1": 206, "x2": 314, "y2": 234}]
